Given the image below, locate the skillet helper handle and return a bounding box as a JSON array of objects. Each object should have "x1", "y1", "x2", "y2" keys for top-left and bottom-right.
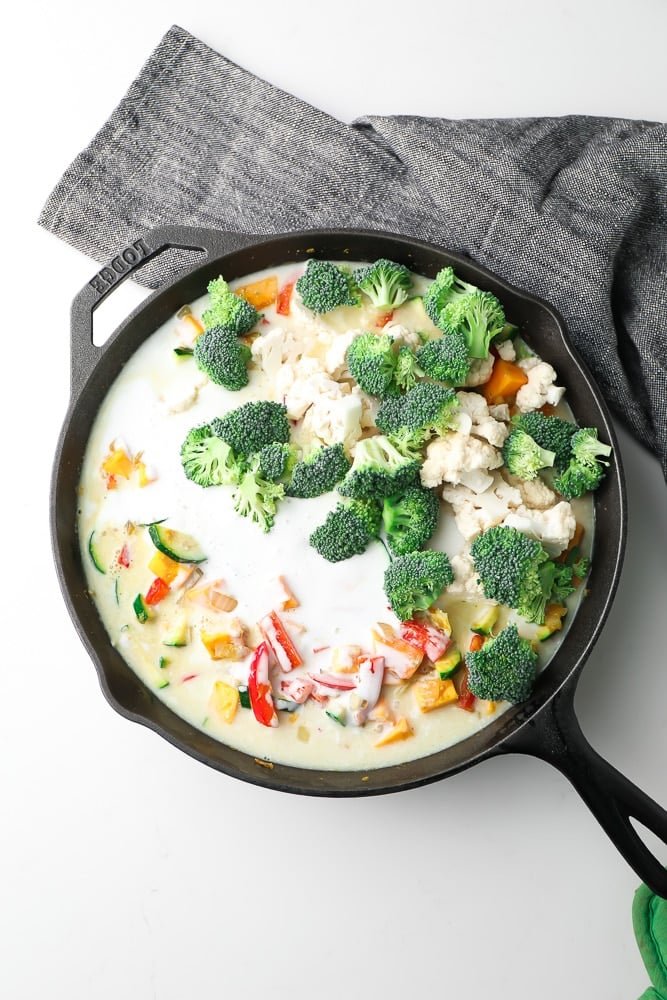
[
  {"x1": 504, "y1": 689, "x2": 667, "y2": 897},
  {"x1": 69, "y1": 225, "x2": 254, "y2": 394}
]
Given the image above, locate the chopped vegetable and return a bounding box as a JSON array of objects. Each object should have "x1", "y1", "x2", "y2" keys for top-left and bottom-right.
[
  {"x1": 145, "y1": 577, "x2": 170, "y2": 606},
  {"x1": 260, "y1": 611, "x2": 303, "y2": 671},
  {"x1": 235, "y1": 275, "x2": 278, "y2": 310},
  {"x1": 481, "y1": 358, "x2": 529, "y2": 405},
  {"x1": 414, "y1": 677, "x2": 459, "y2": 713},
  {"x1": 148, "y1": 524, "x2": 207, "y2": 564},
  {"x1": 209, "y1": 681, "x2": 240, "y2": 723},
  {"x1": 276, "y1": 278, "x2": 296, "y2": 315},
  {"x1": 248, "y1": 642, "x2": 278, "y2": 727},
  {"x1": 374, "y1": 716, "x2": 413, "y2": 748}
]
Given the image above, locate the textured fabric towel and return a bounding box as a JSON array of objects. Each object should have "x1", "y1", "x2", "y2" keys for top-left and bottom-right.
[
  {"x1": 633, "y1": 876, "x2": 667, "y2": 999},
  {"x1": 39, "y1": 24, "x2": 667, "y2": 476}
]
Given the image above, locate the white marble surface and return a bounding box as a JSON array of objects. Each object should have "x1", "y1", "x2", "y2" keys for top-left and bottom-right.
[{"x1": 3, "y1": 2, "x2": 666, "y2": 997}]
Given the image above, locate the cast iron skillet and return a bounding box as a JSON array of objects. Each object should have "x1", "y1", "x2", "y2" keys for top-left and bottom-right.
[{"x1": 52, "y1": 225, "x2": 667, "y2": 896}]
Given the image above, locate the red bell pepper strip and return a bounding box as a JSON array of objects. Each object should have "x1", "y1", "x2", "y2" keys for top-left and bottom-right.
[
  {"x1": 458, "y1": 667, "x2": 476, "y2": 712},
  {"x1": 279, "y1": 676, "x2": 315, "y2": 704},
  {"x1": 399, "y1": 621, "x2": 451, "y2": 662},
  {"x1": 118, "y1": 543, "x2": 131, "y2": 568},
  {"x1": 308, "y1": 671, "x2": 357, "y2": 693},
  {"x1": 260, "y1": 611, "x2": 303, "y2": 672},
  {"x1": 248, "y1": 642, "x2": 278, "y2": 727},
  {"x1": 276, "y1": 279, "x2": 296, "y2": 316},
  {"x1": 145, "y1": 577, "x2": 170, "y2": 606}
]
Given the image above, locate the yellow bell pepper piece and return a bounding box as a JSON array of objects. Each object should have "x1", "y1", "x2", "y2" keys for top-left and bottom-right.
[
  {"x1": 209, "y1": 681, "x2": 239, "y2": 723},
  {"x1": 148, "y1": 550, "x2": 181, "y2": 584},
  {"x1": 200, "y1": 631, "x2": 248, "y2": 661},
  {"x1": 414, "y1": 677, "x2": 459, "y2": 713},
  {"x1": 235, "y1": 276, "x2": 278, "y2": 310},
  {"x1": 101, "y1": 447, "x2": 133, "y2": 479},
  {"x1": 374, "y1": 716, "x2": 413, "y2": 748}
]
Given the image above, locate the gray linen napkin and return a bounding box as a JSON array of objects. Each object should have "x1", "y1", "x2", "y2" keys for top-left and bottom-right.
[{"x1": 39, "y1": 24, "x2": 667, "y2": 475}]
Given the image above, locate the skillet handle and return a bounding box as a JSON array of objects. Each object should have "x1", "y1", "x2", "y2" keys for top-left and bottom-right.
[
  {"x1": 502, "y1": 688, "x2": 667, "y2": 897},
  {"x1": 69, "y1": 225, "x2": 255, "y2": 394}
]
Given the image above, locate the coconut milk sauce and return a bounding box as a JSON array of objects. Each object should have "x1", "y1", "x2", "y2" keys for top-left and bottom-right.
[{"x1": 78, "y1": 263, "x2": 591, "y2": 770}]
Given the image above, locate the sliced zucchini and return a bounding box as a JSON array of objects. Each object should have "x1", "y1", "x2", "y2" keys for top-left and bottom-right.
[
  {"x1": 162, "y1": 615, "x2": 189, "y2": 647},
  {"x1": 434, "y1": 647, "x2": 462, "y2": 679},
  {"x1": 513, "y1": 335, "x2": 535, "y2": 360},
  {"x1": 325, "y1": 704, "x2": 347, "y2": 726},
  {"x1": 536, "y1": 604, "x2": 567, "y2": 641},
  {"x1": 87, "y1": 531, "x2": 106, "y2": 574},
  {"x1": 173, "y1": 347, "x2": 194, "y2": 357},
  {"x1": 148, "y1": 523, "x2": 207, "y2": 564},
  {"x1": 132, "y1": 594, "x2": 155, "y2": 624},
  {"x1": 471, "y1": 605, "x2": 500, "y2": 636}
]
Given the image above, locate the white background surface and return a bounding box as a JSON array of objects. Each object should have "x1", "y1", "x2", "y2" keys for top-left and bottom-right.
[{"x1": 3, "y1": 2, "x2": 666, "y2": 997}]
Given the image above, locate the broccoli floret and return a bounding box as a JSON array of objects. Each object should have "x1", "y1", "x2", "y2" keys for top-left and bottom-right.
[
  {"x1": 376, "y1": 381, "x2": 460, "y2": 453},
  {"x1": 309, "y1": 500, "x2": 379, "y2": 562},
  {"x1": 416, "y1": 331, "x2": 471, "y2": 385},
  {"x1": 180, "y1": 424, "x2": 243, "y2": 487},
  {"x1": 211, "y1": 401, "x2": 291, "y2": 457},
  {"x1": 470, "y1": 525, "x2": 558, "y2": 624},
  {"x1": 393, "y1": 346, "x2": 423, "y2": 392},
  {"x1": 502, "y1": 428, "x2": 556, "y2": 480},
  {"x1": 466, "y1": 624, "x2": 538, "y2": 703},
  {"x1": 571, "y1": 427, "x2": 612, "y2": 465},
  {"x1": 346, "y1": 332, "x2": 398, "y2": 399},
  {"x1": 231, "y1": 455, "x2": 285, "y2": 533},
  {"x1": 511, "y1": 411, "x2": 577, "y2": 471},
  {"x1": 382, "y1": 484, "x2": 440, "y2": 556},
  {"x1": 383, "y1": 550, "x2": 454, "y2": 621},
  {"x1": 554, "y1": 429, "x2": 611, "y2": 499},
  {"x1": 202, "y1": 276, "x2": 260, "y2": 335},
  {"x1": 423, "y1": 267, "x2": 477, "y2": 326},
  {"x1": 193, "y1": 324, "x2": 252, "y2": 390},
  {"x1": 554, "y1": 460, "x2": 604, "y2": 499},
  {"x1": 257, "y1": 442, "x2": 298, "y2": 483},
  {"x1": 295, "y1": 259, "x2": 360, "y2": 313},
  {"x1": 338, "y1": 435, "x2": 420, "y2": 500},
  {"x1": 347, "y1": 497, "x2": 383, "y2": 537},
  {"x1": 353, "y1": 258, "x2": 413, "y2": 309},
  {"x1": 551, "y1": 562, "x2": 577, "y2": 604},
  {"x1": 440, "y1": 289, "x2": 506, "y2": 359},
  {"x1": 285, "y1": 444, "x2": 351, "y2": 498}
]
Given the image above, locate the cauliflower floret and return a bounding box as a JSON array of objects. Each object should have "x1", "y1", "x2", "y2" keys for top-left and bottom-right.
[
  {"x1": 442, "y1": 472, "x2": 522, "y2": 541},
  {"x1": 450, "y1": 500, "x2": 499, "y2": 541},
  {"x1": 161, "y1": 374, "x2": 208, "y2": 415},
  {"x1": 301, "y1": 391, "x2": 363, "y2": 450},
  {"x1": 496, "y1": 339, "x2": 516, "y2": 361},
  {"x1": 421, "y1": 433, "x2": 503, "y2": 489},
  {"x1": 502, "y1": 500, "x2": 576, "y2": 556},
  {"x1": 277, "y1": 359, "x2": 331, "y2": 418},
  {"x1": 456, "y1": 391, "x2": 490, "y2": 423},
  {"x1": 289, "y1": 292, "x2": 342, "y2": 340},
  {"x1": 474, "y1": 416, "x2": 509, "y2": 448},
  {"x1": 447, "y1": 549, "x2": 485, "y2": 597},
  {"x1": 455, "y1": 391, "x2": 509, "y2": 447},
  {"x1": 488, "y1": 403, "x2": 511, "y2": 421},
  {"x1": 324, "y1": 329, "x2": 358, "y2": 378},
  {"x1": 357, "y1": 386, "x2": 379, "y2": 429},
  {"x1": 382, "y1": 321, "x2": 423, "y2": 351},
  {"x1": 251, "y1": 326, "x2": 305, "y2": 381},
  {"x1": 464, "y1": 355, "x2": 495, "y2": 387},
  {"x1": 515, "y1": 361, "x2": 566, "y2": 412},
  {"x1": 504, "y1": 472, "x2": 558, "y2": 511}
]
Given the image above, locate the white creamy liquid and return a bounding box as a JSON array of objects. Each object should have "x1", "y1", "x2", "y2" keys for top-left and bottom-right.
[{"x1": 78, "y1": 261, "x2": 591, "y2": 771}]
